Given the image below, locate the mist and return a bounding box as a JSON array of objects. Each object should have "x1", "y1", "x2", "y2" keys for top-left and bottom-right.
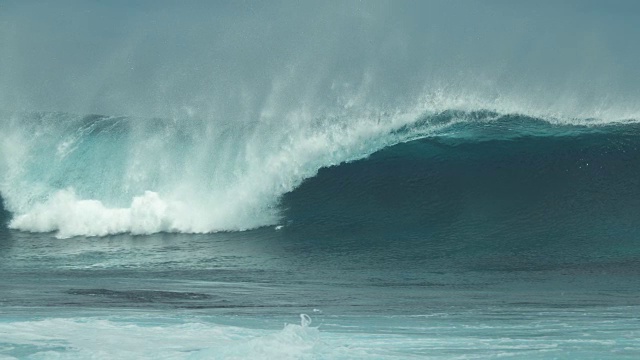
[{"x1": 1, "y1": 0, "x2": 639, "y2": 120}]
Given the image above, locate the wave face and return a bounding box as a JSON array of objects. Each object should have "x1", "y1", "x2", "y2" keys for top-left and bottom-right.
[
  {"x1": 282, "y1": 122, "x2": 640, "y2": 266},
  {"x1": 0, "y1": 109, "x2": 638, "y2": 238}
]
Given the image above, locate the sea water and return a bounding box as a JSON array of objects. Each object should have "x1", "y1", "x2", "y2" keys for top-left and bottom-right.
[
  {"x1": 2, "y1": 120, "x2": 640, "y2": 358},
  {"x1": 1, "y1": 1, "x2": 640, "y2": 359}
]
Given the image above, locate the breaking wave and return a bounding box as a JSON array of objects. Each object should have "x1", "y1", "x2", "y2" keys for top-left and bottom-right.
[{"x1": 0, "y1": 105, "x2": 638, "y2": 238}]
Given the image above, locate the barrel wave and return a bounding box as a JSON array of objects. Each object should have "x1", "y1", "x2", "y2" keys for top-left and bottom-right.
[
  {"x1": 3, "y1": 2, "x2": 640, "y2": 358},
  {"x1": 1, "y1": 108, "x2": 638, "y2": 240}
]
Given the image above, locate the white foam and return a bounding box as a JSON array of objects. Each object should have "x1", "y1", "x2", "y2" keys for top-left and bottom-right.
[
  {"x1": 9, "y1": 189, "x2": 173, "y2": 238},
  {"x1": 0, "y1": 315, "x2": 330, "y2": 360}
]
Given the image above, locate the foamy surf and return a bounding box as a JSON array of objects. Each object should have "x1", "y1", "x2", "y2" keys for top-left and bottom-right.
[
  {"x1": 2, "y1": 309, "x2": 639, "y2": 359},
  {"x1": 0, "y1": 315, "x2": 324, "y2": 360}
]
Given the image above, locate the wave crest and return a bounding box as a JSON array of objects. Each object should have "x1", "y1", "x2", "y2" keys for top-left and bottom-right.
[{"x1": 1, "y1": 107, "x2": 637, "y2": 238}]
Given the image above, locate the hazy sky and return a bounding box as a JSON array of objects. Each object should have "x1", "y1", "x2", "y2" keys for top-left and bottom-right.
[{"x1": 1, "y1": 0, "x2": 639, "y2": 118}]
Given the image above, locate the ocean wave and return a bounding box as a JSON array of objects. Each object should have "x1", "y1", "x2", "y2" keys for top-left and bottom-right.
[{"x1": 0, "y1": 108, "x2": 638, "y2": 238}]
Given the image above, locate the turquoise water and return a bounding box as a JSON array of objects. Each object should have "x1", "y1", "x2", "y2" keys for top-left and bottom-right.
[
  {"x1": 2, "y1": 118, "x2": 640, "y2": 358},
  {"x1": 2, "y1": 1, "x2": 640, "y2": 358}
]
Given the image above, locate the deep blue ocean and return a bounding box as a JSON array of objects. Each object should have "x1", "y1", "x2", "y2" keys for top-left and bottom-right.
[{"x1": 2, "y1": 1, "x2": 640, "y2": 358}]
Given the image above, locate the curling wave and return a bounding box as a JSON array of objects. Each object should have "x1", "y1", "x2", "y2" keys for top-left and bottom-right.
[{"x1": 0, "y1": 107, "x2": 638, "y2": 238}]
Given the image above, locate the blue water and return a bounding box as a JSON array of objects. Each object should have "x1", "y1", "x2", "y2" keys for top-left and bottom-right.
[
  {"x1": 1, "y1": 112, "x2": 640, "y2": 358},
  {"x1": 2, "y1": 1, "x2": 640, "y2": 358}
]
